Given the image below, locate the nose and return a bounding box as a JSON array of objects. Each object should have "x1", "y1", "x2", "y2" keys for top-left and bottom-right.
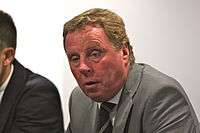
[{"x1": 79, "y1": 60, "x2": 92, "y2": 77}]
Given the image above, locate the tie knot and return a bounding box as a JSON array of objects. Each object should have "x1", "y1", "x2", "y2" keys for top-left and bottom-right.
[{"x1": 100, "y1": 102, "x2": 115, "y2": 113}]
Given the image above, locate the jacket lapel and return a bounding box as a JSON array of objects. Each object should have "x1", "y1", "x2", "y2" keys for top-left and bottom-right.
[
  {"x1": 113, "y1": 63, "x2": 144, "y2": 133},
  {"x1": 81, "y1": 101, "x2": 99, "y2": 133},
  {"x1": 0, "y1": 59, "x2": 28, "y2": 132}
]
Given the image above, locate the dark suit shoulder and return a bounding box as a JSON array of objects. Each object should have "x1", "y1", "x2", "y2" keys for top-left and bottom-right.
[
  {"x1": 25, "y1": 71, "x2": 58, "y2": 92},
  {"x1": 5, "y1": 60, "x2": 64, "y2": 133},
  {"x1": 13, "y1": 71, "x2": 64, "y2": 133}
]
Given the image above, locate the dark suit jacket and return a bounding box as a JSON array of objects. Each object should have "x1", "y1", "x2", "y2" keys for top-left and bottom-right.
[
  {"x1": 0, "y1": 59, "x2": 64, "y2": 133},
  {"x1": 67, "y1": 63, "x2": 200, "y2": 133}
]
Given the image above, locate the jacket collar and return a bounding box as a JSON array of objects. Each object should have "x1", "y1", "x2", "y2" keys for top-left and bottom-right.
[
  {"x1": 113, "y1": 63, "x2": 144, "y2": 133},
  {"x1": 0, "y1": 59, "x2": 28, "y2": 132}
]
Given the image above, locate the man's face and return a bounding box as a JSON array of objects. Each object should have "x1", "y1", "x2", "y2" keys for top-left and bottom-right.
[{"x1": 65, "y1": 25, "x2": 129, "y2": 102}]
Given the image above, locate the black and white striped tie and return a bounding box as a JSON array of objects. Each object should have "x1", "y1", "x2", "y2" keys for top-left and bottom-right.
[{"x1": 98, "y1": 102, "x2": 115, "y2": 133}]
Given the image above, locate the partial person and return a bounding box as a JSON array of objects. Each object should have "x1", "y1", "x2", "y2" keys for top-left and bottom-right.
[
  {"x1": 63, "y1": 8, "x2": 200, "y2": 133},
  {"x1": 0, "y1": 10, "x2": 64, "y2": 133}
]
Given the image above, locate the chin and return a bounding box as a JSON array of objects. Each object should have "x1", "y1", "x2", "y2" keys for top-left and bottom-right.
[
  {"x1": 88, "y1": 95, "x2": 101, "y2": 102},
  {"x1": 84, "y1": 90, "x2": 113, "y2": 102},
  {"x1": 89, "y1": 94, "x2": 113, "y2": 102},
  {"x1": 87, "y1": 94, "x2": 105, "y2": 102}
]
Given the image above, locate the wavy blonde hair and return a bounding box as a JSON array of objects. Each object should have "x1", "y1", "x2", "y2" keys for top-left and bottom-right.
[{"x1": 63, "y1": 8, "x2": 135, "y2": 66}]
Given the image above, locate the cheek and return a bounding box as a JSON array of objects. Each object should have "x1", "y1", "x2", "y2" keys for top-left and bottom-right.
[
  {"x1": 70, "y1": 66, "x2": 81, "y2": 80},
  {"x1": 99, "y1": 60, "x2": 124, "y2": 86}
]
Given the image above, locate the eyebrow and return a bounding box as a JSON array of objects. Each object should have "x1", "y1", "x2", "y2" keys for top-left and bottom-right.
[
  {"x1": 85, "y1": 41, "x2": 102, "y2": 49},
  {"x1": 86, "y1": 45, "x2": 100, "y2": 50},
  {"x1": 85, "y1": 44, "x2": 105, "y2": 53},
  {"x1": 65, "y1": 50, "x2": 77, "y2": 56}
]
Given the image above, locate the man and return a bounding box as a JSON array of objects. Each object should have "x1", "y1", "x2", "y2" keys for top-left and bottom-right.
[
  {"x1": 0, "y1": 10, "x2": 64, "y2": 133},
  {"x1": 63, "y1": 8, "x2": 200, "y2": 133}
]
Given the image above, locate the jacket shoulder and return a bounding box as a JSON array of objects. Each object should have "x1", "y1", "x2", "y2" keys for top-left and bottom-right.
[
  {"x1": 70, "y1": 86, "x2": 92, "y2": 107},
  {"x1": 140, "y1": 64, "x2": 183, "y2": 93},
  {"x1": 26, "y1": 72, "x2": 57, "y2": 91},
  {"x1": 135, "y1": 64, "x2": 199, "y2": 132}
]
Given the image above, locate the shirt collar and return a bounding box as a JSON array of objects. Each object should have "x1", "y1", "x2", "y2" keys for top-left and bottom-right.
[
  {"x1": 107, "y1": 89, "x2": 122, "y2": 105},
  {"x1": 0, "y1": 64, "x2": 14, "y2": 92},
  {"x1": 97, "y1": 88, "x2": 123, "y2": 108}
]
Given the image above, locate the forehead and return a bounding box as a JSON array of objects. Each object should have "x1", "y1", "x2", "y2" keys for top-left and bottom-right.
[{"x1": 65, "y1": 25, "x2": 110, "y2": 47}]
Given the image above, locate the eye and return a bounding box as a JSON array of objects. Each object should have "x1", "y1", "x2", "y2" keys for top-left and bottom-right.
[
  {"x1": 90, "y1": 50, "x2": 102, "y2": 58},
  {"x1": 68, "y1": 55, "x2": 80, "y2": 63},
  {"x1": 87, "y1": 48, "x2": 105, "y2": 62}
]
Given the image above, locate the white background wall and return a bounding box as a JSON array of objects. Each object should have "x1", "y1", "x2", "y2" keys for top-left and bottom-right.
[{"x1": 0, "y1": 0, "x2": 199, "y2": 129}]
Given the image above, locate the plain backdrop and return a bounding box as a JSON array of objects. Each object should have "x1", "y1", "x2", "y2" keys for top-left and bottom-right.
[{"x1": 0, "y1": 0, "x2": 199, "y2": 129}]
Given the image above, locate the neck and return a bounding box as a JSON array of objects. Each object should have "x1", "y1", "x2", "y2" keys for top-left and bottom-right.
[{"x1": 0, "y1": 65, "x2": 11, "y2": 86}]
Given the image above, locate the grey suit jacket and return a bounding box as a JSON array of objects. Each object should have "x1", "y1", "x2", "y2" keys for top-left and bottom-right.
[{"x1": 67, "y1": 63, "x2": 200, "y2": 133}]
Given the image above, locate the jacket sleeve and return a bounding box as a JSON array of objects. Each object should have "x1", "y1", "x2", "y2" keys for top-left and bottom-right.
[
  {"x1": 143, "y1": 85, "x2": 200, "y2": 133},
  {"x1": 10, "y1": 76, "x2": 64, "y2": 133},
  {"x1": 66, "y1": 89, "x2": 73, "y2": 133}
]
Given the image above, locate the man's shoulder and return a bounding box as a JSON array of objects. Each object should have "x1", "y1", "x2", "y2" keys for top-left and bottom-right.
[
  {"x1": 132, "y1": 63, "x2": 191, "y2": 106},
  {"x1": 26, "y1": 72, "x2": 57, "y2": 90},
  {"x1": 14, "y1": 59, "x2": 58, "y2": 92},
  {"x1": 139, "y1": 63, "x2": 181, "y2": 87},
  {"x1": 134, "y1": 64, "x2": 200, "y2": 132},
  {"x1": 132, "y1": 63, "x2": 184, "y2": 97},
  {"x1": 71, "y1": 86, "x2": 91, "y2": 102},
  {"x1": 69, "y1": 86, "x2": 93, "y2": 109}
]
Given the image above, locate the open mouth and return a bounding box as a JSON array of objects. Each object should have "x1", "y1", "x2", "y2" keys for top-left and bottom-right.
[
  {"x1": 84, "y1": 81, "x2": 100, "y2": 93},
  {"x1": 85, "y1": 81, "x2": 98, "y2": 86}
]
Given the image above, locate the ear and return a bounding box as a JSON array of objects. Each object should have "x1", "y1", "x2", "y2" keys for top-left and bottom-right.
[
  {"x1": 121, "y1": 44, "x2": 129, "y2": 64},
  {"x1": 1, "y1": 47, "x2": 15, "y2": 66}
]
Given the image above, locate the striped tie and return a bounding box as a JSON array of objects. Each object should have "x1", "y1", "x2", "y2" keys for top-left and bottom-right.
[{"x1": 98, "y1": 102, "x2": 115, "y2": 133}]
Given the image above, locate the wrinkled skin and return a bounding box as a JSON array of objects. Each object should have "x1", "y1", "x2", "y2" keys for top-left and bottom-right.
[{"x1": 65, "y1": 25, "x2": 129, "y2": 102}]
